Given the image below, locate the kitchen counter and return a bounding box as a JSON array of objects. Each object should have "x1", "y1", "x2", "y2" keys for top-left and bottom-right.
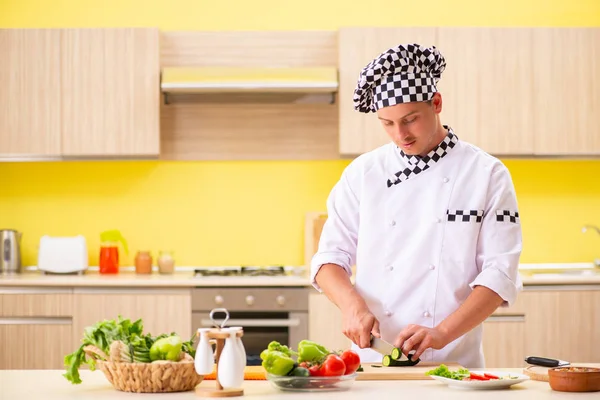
[
  {"x1": 0, "y1": 271, "x2": 312, "y2": 287},
  {"x1": 0, "y1": 263, "x2": 599, "y2": 288},
  {"x1": 2, "y1": 368, "x2": 599, "y2": 399}
]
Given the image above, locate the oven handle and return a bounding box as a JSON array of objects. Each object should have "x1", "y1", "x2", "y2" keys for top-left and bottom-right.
[{"x1": 200, "y1": 318, "x2": 300, "y2": 328}]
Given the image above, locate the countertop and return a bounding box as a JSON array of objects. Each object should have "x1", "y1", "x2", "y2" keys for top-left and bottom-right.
[
  {"x1": 0, "y1": 263, "x2": 599, "y2": 288},
  {"x1": 2, "y1": 368, "x2": 599, "y2": 399}
]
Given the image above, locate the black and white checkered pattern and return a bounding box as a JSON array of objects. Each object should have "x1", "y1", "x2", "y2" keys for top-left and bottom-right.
[
  {"x1": 447, "y1": 210, "x2": 484, "y2": 223},
  {"x1": 387, "y1": 128, "x2": 458, "y2": 187},
  {"x1": 496, "y1": 210, "x2": 520, "y2": 223},
  {"x1": 353, "y1": 43, "x2": 446, "y2": 113}
]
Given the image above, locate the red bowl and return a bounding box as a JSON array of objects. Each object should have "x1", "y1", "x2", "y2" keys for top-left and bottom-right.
[{"x1": 548, "y1": 366, "x2": 600, "y2": 392}]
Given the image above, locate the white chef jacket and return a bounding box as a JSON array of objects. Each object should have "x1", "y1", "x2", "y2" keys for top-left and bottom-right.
[{"x1": 310, "y1": 128, "x2": 523, "y2": 368}]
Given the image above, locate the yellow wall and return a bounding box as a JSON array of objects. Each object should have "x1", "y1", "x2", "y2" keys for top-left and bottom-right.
[{"x1": 1, "y1": 1, "x2": 599, "y2": 268}]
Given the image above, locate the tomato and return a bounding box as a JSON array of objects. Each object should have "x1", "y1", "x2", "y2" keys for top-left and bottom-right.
[
  {"x1": 308, "y1": 364, "x2": 324, "y2": 376},
  {"x1": 340, "y1": 350, "x2": 360, "y2": 375},
  {"x1": 321, "y1": 354, "x2": 346, "y2": 376}
]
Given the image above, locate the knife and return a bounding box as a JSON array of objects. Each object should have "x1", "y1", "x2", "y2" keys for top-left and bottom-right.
[
  {"x1": 369, "y1": 335, "x2": 420, "y2": 366},
  {"x1": 525, "y1": 356, "x2": 570, "y2": 367}
]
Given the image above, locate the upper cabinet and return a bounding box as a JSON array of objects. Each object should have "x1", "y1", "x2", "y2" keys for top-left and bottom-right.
[
  {"x1": 0, "y1": 28, "x2": 160, "y2": 159},
  {"x1": 338, "y1": 27, "x2": 600, "y2": 157},
  {"x1": 0, "y1": 29, "x2": 62, "y2": 157},
  {"x1": 532, "y1": 28, "x2": 600, "y2": 155},
  {"x1": 61, "y1": 29, "x2": 160, "y2": 157}
]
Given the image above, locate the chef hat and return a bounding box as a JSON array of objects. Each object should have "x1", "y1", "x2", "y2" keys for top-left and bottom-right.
[{"x1": 353, "y1": 43, "x2": 446, "y2": 113}]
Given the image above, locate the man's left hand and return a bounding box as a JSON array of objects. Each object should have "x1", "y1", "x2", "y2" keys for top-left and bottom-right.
[{"x1": 394, "y1": 325, "x2": 449, "y2": 361}]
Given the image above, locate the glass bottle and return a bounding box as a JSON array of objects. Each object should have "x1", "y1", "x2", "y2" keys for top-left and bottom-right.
[
  {"x1": 134, "y1": 251, "x2": 152, "y2": 274},
  {"x1": 157, "y1": 250, "x2": 175, "y2": 274},
  {"x1": 99, "y1": 230, "x2": 128, "y2": 274}
]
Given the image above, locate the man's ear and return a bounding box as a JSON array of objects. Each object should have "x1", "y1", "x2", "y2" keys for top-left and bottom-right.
[{"x1": 431, "y1": 92, "x2": 443, "y2": 113}]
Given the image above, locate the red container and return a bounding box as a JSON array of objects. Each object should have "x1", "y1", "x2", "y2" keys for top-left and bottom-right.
[{"x1": 99, "y1": 245, "x2": 119, "y2": 274}]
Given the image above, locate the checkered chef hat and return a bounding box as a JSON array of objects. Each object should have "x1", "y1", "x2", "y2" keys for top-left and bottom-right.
[{"x1": 353, "y1": 43, "x2": 446, "y2": 113}]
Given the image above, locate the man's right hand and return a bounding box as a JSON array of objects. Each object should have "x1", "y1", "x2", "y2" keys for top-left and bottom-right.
[{"x1": 342, "y1": 302, "x2": 380, "y2": 348}]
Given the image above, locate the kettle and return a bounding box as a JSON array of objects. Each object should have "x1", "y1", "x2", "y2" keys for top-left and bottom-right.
[{"x1": 0, "y1": 229, "x2": 22, "y2": 274}]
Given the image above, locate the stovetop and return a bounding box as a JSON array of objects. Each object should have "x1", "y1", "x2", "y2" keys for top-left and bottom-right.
[{"x1": 193, "y1": 265, "x2": 287, "y2": 277}]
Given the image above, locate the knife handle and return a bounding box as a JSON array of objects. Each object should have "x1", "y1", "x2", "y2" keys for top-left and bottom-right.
[{"x1": 525, "y1": 356, "x2": 560, "y2": 367}]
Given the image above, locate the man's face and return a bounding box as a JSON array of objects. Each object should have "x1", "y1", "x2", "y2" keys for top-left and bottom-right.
[{"x1": 376, "y1": 93, "x2": 444, "y2": 156}]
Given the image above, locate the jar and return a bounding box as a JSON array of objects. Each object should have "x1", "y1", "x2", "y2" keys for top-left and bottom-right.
[
  {"x1": 157, "y1": 251, "x2": 175, "y2": 274},
  {"x1": 134, "y1": 251, "x2": 152, "y2": 274},
  {"x1": 99, "y1": 241, "x2": 119, "y2": 274}
]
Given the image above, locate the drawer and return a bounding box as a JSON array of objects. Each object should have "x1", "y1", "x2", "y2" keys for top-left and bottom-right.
[
  {"x1": 0, "y1": 318, "x2": 72, "y2": 369},
  {"x1": 0, "y1": 287, "x2": 73, "y2": 317},
  {"x1": 192, "y1": 287, "x2": 309, "y2": 312}
]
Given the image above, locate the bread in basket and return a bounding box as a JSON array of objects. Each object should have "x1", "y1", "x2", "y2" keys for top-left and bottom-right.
[{"x1": 83, "y1": 344, "x2": 203, "y2": 393}]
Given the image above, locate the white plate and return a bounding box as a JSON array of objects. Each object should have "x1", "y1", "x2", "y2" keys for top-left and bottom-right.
[{"x1": 429, "y1": 370, "x2": 530, "y2": 390}]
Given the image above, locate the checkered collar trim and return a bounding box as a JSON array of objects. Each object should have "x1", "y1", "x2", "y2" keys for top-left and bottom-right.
[{"x1": 387, "y1": 128, "x2": 459, "y2": 188}]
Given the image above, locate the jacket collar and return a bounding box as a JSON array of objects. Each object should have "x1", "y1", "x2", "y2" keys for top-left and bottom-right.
[{"x1": 387, "y1": 126, "x2": 459, "y2": 187}]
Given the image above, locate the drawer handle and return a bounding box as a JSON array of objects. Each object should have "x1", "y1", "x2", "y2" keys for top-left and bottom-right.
[
  {"x1": 245, "y1": 295, "x2": 255, "y2": 306},
  {"x1": 485, "y1": 315, "x2": 525, "y2": 323},
  {"x1": 0, "y1": 317, "x2": 72, "y2": 325},
  {"x1": 199, "y1": 318, "x2": 300, "y2": 328}
]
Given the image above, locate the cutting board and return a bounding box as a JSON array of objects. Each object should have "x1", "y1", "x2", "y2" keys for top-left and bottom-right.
[
  {"x1": 356, "y1": 362, "x2": 464, "y2": 380},
  {"x1": 524, "y1": 363, "x2": 600, "y2": 382}
]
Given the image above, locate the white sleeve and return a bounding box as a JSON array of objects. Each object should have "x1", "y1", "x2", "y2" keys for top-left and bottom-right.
[
  {"x1": 470, "y1": 163, "x2": 523, "y2": 307},
  {"x1": 310, "y1": 165, "x2": 360, "y2": 292}
]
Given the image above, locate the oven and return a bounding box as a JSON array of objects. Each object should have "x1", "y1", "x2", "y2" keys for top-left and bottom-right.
[{"x1": 191, "y1": 287, "x2": 309, "y2": 365}]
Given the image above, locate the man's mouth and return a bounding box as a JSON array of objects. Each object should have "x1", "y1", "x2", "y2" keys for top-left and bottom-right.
[{"x1": 402, "y1": 140, "x2": 416, "y2": 149}]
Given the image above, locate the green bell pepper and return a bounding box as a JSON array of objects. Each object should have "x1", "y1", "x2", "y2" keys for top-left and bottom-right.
[
  {"x1": 149, "y1": 335, "x2": 183, "y2": 361},
  {"x1": 261, "y1": 350, "x2": 296, "y2": 376},
  {"x1": 266, "y1": 340, "x2": 296, "y2": 357},
  {"x1": 297, "y1": 340, "x2": 329, "y2": 363}
]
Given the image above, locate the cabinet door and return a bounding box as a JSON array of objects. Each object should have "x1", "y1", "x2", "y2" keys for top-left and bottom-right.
[
  {"x1": 524, "y1": 289, "x2": 600, "y2": 363},
  {"x1": 72, "y1": 288, "x2": 192, "y2": 347},
  {"x1": 0, "y1": 318, "x2": 72, "y2": 369},
  {"x1": 61, "y1": 28, "x2": 160, "y2": 156},
  {"x1": 532, "y1": 28, "x2": 600, "y2": 155},
  {"x1": 338, "y1": 27, "x2": 437, "y2": 156},
  {"x1": 308, "y1": 292, "x2": 350, "y2": 351},
  {"x1": 482, "y1": 315, "x2": 526, "y2": 368},
  {"x1": 0, "y1": 29, "x2": 62, "y2": 156},
  {"x1": 436, "y1": 28, "x2": 535, "y2": 155}
]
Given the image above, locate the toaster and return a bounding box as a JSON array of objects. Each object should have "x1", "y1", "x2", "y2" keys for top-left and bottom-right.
[{"x1": 37, "y1": 235, "x2": 88, "y2": 274}]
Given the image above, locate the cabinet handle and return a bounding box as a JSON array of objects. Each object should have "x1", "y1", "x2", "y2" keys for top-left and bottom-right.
[
  {"x1": 214, "y1": 295, "x2": 224, "y2": 305},
  {"x1": 485, "y1": 315, "x2": 525, "y2": 323},
  {"x1": 245, "y1": 295, "x2": 255, "y2": 306},
  {"x1": 200, "y1": 318, "x2": 300, "y2": 327},
  {"x1": 0, "y1": 317, "x2": 72, "y2": 325},
  {"x1": 0, "y1": 287, "x2": 71, "y2": 294},
  {"x1": 276, "y1": 295, "x2": 286, "y2": 306}
]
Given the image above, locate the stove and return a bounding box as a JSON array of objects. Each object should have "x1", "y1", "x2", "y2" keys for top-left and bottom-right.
[{"x1": 193, "y1": 265, "x2": 287, "y2": 277}]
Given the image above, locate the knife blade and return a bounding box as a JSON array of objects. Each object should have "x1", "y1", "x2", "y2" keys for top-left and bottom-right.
[
  {"x1": 369, "y1": 335, "x2": 396, "y2": 356},
  {"x1": 525, "y1": 356, "x2": 570, "y2": 367}
]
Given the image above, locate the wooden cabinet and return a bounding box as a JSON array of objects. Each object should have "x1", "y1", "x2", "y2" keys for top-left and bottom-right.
[
  {"x1": 482, "y1": 316, "x2": 526, "y2": 368},
  {"x1": 71, "y1": 288, "x2": 192, "y2": 346},
  {"x1": 0, "y1": 29, "x2": 62, "y2": 156},
  {"x1": 61, "y1": 28, "x2": 160, "y2": 156},
  {"x1": 308, "y1": 291, "x2": 350, "y2": 351},
  {"x1": 531, "y1": 28, "x2": 600, "y2": 155},
  {"x1": 0, "y1": 287, "x2": 73, "y2": 369},
  {"x1": 338, "y1": 27, "x2": 600, "y2": 157},
  {"x1": 523, "y1": 288, "x2": 600, "y2": 363},
  {"x1": 435, "y1": 28, "x2": 535, "y2": 155},
  {"x1": 0, "y1": 28, "x2": 160, "y2": 158}
]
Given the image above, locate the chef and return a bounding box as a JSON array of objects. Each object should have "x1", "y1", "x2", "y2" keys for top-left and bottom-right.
[{"x1": 310, "y1": 43, "x2": 523, "y2": 368}]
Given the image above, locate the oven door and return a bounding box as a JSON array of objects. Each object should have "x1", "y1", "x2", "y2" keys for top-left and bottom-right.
[{"x1": 192, "y1": 311, "x2": 307, "y2": 366}]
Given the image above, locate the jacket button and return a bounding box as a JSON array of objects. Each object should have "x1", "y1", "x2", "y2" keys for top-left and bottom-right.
[
  {"x1": 435, "y1": 217, "x2": 442, "y2": 223},
  {"x1": 390, "y1": 220, "x2": 396, "y2": 226},
  {"x1": 387, "y1": 266, "x2": 394, "y2": 271},
  {"x1": 385, "y1": 310, "x2": 392, "y2": 317},
  {"x1": 443, "y1": 177, "x2": 449, "y2": 183},
  {"x1": 423, "y1": 311, "x2": 431, "y2": 318},
  {"x1": 429, "y1": 265, "x2": 436, "y2": 270}
]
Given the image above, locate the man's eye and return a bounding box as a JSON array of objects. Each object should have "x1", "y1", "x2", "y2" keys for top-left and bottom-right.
[{"x1": 404, "y1": 117, "x2": 417, "y2": 124}]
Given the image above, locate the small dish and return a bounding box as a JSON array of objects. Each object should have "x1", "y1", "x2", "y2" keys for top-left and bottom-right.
[
  {"x1": 548, "y1": 366, "x2": 600, "y2": 392},
  {"x1": 266, "y1": 373, "x2": 357, "y2": 392}
]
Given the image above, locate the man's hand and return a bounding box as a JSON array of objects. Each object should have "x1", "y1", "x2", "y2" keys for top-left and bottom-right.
[
  {"x1": 393, "y1": 325, "x2": 449, "y2": 361},
  {"x1": 342, "y1": 302, "x2": 380, "y2": 349}
]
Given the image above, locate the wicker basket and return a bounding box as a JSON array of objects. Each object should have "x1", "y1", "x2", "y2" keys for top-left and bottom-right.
[{"x1": 83, "y1": 345, "x2": 204, "y2": 393}]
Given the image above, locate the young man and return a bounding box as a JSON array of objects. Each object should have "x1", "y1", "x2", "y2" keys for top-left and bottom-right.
[{"x1": 311, "y1": 43, "x2": 523, "y2": 368}]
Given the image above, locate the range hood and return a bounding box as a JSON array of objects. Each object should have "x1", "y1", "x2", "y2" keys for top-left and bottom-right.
[{"x1": 160, "y1": 66, "x2": 338, "y2": 104}]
